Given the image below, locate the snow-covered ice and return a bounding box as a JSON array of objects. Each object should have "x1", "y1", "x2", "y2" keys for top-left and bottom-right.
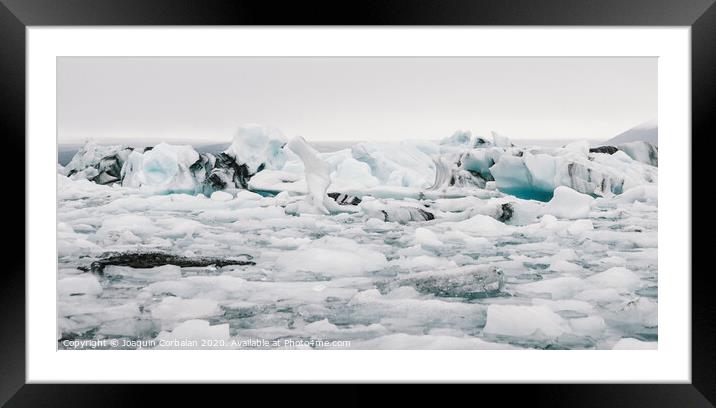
[{"x1": 57, "y1": 127, "x2": 658, "y2": 350}]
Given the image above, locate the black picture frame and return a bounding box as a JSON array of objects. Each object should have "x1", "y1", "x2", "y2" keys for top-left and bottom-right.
[{"x1": 1, "y1": 0, "x2": 711, "y2": 405}]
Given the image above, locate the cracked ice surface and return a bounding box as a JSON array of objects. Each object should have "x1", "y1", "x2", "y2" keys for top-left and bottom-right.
[{"x1": 57, "y1": 137, "x2": 657, "y2": 350}]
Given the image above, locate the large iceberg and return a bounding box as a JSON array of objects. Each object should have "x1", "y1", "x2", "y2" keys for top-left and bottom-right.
[
  {"x1": 488, "y1": 143, "x2": 657, "y2": 200},
  {"x1": 350, "y1": 141, "x2": 438, "y2": 188},
  {"x1": 224, "y1": 123, "x2": 288, "y2": 174},
  {"x1": 121, "y1": 143, "x2": 200, "y2": 193},
  {"x1": 63, "y1": 124, "x2": 289, "y2": 194},
  {"x1": 62, "y1": 140, "x2": 135, "y2": 185},
  {"x1": 285, "y1": 136, "x2": 335, "y2": 215}
]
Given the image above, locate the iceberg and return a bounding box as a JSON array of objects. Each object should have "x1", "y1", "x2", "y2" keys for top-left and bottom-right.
[
  {"x1": 618, "y1": 141, "x2": 658, "y2": 166},
  {"x1": 429, "y1": 155, "x2": 488, "y2": 190},
  {"x1": 483, "y1": 304, "x2": 571, "y2": 338},
  {"x1": 351, "y1": 141, "x2": 437, "y2": 188},
  {"x1": 286, "y1": 136, "x2": 335, "y2": 215},
  {"x1": 224, "y1": 123, "x2": 288, "y2": 174},
  {"x1": 398, "y1": 265, "x2": 505, "y2": 299},
  {"x1": 546, "y1": 186, "x2": 594, "y2": 219},
  {"x1": 488, "y1": 144, "x2": 656, "y2": 200},
  {"x1": 62, "y1": 140, "x2": 135, "y2": 185},
  {"x1": 121, "y1": 143, "x2": 200, "y2": 193},
  {"x1": 63, "y1": 124, "x2": 289, "y2": 194}
]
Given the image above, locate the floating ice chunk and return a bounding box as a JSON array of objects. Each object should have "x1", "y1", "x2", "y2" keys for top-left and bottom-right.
[
  {"x1": 248, "y1": 170, "x2": 304, "y2": 194},
  {"x1": 155, "y1": 319, "x2": 230, "y2": 344},
  {"x1": 348, "y1": 288, "x2": 486, "y2": 333},
  {"x1": 575, "y1": 288, "x2": 623, "y2": 303},
  {"x1": 567, "y1": 219, "x2": 594, "y2": 235},
  {"x1": 587, "y1": 267, "x2": 641, "y2": 290},
  {"x1": 569, "y1": 315, "x2": 606, "y2": 336},
  {"x1": 104, "y1": 264, "x2": 182, "y2": 281},
  {"x1": 612, "y1": 337, "x2": 657, "y2": 350},
  {"x1": 210, "y1": 191, "x2": 233, "y2": 201},
  {"x1": 360, "y1": 198, "x2": 434, "y2": 224},
  {"x1": 236, "y1": 190, "x2": 263, "y2": 201},
  {"x1": 552, "y1": 248, "x2": 578, "y2": 262},
  {"x1": 434, "y1": 196, "x2": 484, "y2": 213},
  {"x1": 550, "y1": 260, "x2": 583, "y2": 273},
  {"x1": 400, "y1": 265, "x2": 505, "y2": 298},
  {"x1": 199, "y1": 206, "x2": 285, "y2": 222},
  {"x1": 273, "y1": 190, "x2": 291, "y2": 206},
  {"x1": 57, "y1": 275, "x2": 102, "y2": 296},
  {"x1": 155, "y1": 218, "x2": 203, "y2": 239},
  {"x1": 224, "y1": 124, "x2": 287, "y2": 173},
  {"x1": 532, "y1": 298, "x2": 595, "y2": 315},
  {"x1": 364, "y1": 217, "x2": 392, "y2": 231},
  {"x1": 57, "y1": 222, "x2": 99, "y2": 257},
  {"x1": 151, "y1": 297, "x2": 223, "y2": 320},
  {"x1": 483, "y1": 304, "x2": 570, "y2": 337},
  {"x1": 275, "y1": 236, "x2": 387, "y2": 276},
  {"x1": 598, "y1": 256, "x2": 627, "y2": 268},
  {"x1": 146, "y1": 276, "x2": 250, "y2": 300},
  {"x1": 617, "y1": 185, "x2": 658, "y2": 204},
  {"x1": 518, "y1": 277, "x2": 587, "y2": 299},
  {"x1": 448, "y1": 214, "x2": 511, "y2": 236},
  {"x1": 391, "y1": 255, "x2": 457, "y2": 272},
  {"x1": 614, "y1": 297, "x2": 658, "y2": 327},
  {"x1": 96, "y1": 214, "x2": 159, "y2": 243},
  {"x1": 414, "y1": 227, "x2": 442, "y2": 248},
  {"x1": 269, "y1": 236, "x2": 311, "y2": 249},
  {"x1": 546, "y1": 186, "x2": 594, "y2": 219},
  {"x1": 302, "y1": 319, "x2": 388, "y2": 337},
  {"x1": 440, "y1": 230, "x2": 491, "y2": 250}
]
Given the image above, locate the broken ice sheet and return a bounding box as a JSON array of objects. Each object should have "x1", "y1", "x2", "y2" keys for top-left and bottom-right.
[{"x1": 57, "y1": 129, "x2": 657, "y2": 350}]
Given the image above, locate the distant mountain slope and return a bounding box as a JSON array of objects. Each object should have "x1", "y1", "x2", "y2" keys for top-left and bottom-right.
[{"x1": 605, "y1": 119, "x2": 658, "y2": 146}]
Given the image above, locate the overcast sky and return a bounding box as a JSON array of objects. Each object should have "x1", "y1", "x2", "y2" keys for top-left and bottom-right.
[{"x1": 57, "y1": 57, "x2": 656, "y2": 144}]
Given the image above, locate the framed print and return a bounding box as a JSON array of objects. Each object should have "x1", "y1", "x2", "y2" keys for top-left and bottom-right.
[{"x1": 1, "y1": 0, "x2": 712, "y2": 405}]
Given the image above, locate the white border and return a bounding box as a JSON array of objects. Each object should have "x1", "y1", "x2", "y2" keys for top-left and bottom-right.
[{"x1": 27, "y1": 27, "x2": 690, "y2": 383}]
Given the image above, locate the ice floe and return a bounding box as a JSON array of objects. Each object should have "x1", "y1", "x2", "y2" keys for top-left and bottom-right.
[{"x1": 57, "y1": 125, "x2": 658, "y2": 349}]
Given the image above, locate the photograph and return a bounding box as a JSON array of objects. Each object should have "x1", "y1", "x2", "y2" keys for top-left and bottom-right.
[{"x1": 56, "y1": 56, "x2": 658, "y2": 351}]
